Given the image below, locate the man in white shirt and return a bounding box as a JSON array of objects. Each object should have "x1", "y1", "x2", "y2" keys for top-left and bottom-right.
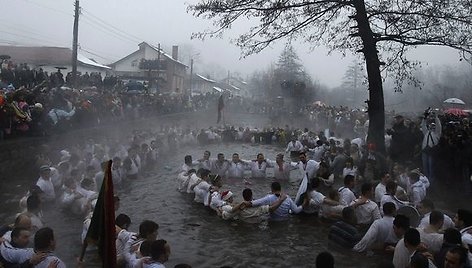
[
  {"x1": 186, "y1": 169, "x2": 204, "y2": 194},
  {"x1": 310, "y1": 140, "x2": 327, "y2": 162},
  {"x1": 33, "y1": 227, "x2": 66, "y2": 268},
  {"x1": 149, "y1": 140, "x2": 159, "y2": 165},
  {"x1": 190, "y1": 169, "x2": 213, "y2": 205},
  {"x1": 249, "y1": 153, "x2": 273, "y2": 179},
  {"x1": 408, "y1": 170, "x2": 429, "y2": 206},
  {"x1": 273, "y1": 153, "x2": 292, "y2": 180},
  {"x1": 454, "y1": 209, "x2": 472, "y2": 264},
  {"x1": 180, "y1": 155, "x2": 199, "y2": 173},
  {"x1": 36, "y1": 165, "x2": 55, "y2": 202},
  {"x1": 417, "y1": 199, "x2": 455, "y2": 230},
  {"x1": 210, "y1": 153, "x2": 231, "y2": 178},
  {"x1": 124, "y1": 146, "x2": 141, "y2": 180},
  {"x1": 353, "y1": 202, "x2": 397, "y2": 252},
  {"x1": 286, "y1": 138, "x2": 304, "y2": 161},
  {"x1": 417, "y1": 210, "x2": 444, "y2": 254},
  {"x1": 221, "y1": 188, "x2": 287, "y2": 223},
  {"x1": 338, "y1": 175, "x2": 357, "y2": 206},
  {"x1": 374, "y1": 171, "x2": 391, "y2": 203},
  {"x1": 393, "y1": 228, "x2": 427, "y2": 268},
  {"x1": 350, "y1": 182, "x2": 381, "y2": 226},
  {"x1": 0, "y1": 227, "x2": 46, "y2": 267},
  {"x1": 115, "y1": 214, "x2": 134, "y2": 266},
  {"x1": 111, "y1": 156, "x2": 124, "y2": 188},
  {"x1": 304, "y1": 177, "x2": 340, "y2": 215},
  {"x1": 197, "y1": 151, "x2": 213, "y2": 170},
  {"x1": 226, "y1": 153, "x2": 247, "y2": 179},
  {"x1": 380, "y1": 180, "x2": 409, "y2": 213},
  {"x1": 177, "y1": 169, "x2": 196, "y2": 193},
  {"x1": 291, "y1": 152, "x2": 320, "y2": 182}
]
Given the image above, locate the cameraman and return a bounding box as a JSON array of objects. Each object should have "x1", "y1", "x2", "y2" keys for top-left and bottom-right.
[
  {"x1": 386, "y1": 115, "x2": 410, "y2": 164},
  {"x1": 421, "y1": 108, "x2": 441, "y2": 184}
]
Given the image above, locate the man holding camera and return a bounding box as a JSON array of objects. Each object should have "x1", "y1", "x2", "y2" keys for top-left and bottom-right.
[{"x1": 421, "y1": 108, "x2": 442, "y2": 184}]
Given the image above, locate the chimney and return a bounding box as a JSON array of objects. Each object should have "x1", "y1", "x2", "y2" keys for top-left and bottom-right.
[{"x1": 172, "y1": 45, "x2": 178, "y2": 60}]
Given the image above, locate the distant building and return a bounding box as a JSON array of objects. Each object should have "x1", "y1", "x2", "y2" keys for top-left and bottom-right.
[
  {"x1": 191, "y1": 73, "x2": 216, "y2": 95},
  {"x1": 110, "y1": 42, "x2": 187, "y2": 94},
  {"x1": 0, "y1": 45, "x2": 111, "y2": 74}
]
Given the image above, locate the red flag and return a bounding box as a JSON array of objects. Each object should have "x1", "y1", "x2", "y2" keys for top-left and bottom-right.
[
  {"x1": 81, "y1": 160, "x2": 116, "y2": 267},
  {"x1": 217, "y1": 95, "x2": 224, "y2": 124}
]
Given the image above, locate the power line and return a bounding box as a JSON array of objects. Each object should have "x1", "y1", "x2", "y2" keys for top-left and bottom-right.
[
  {"x1": 80, "y1": 17, "x2": 138, "y2": 45},
  {"x1": 80, "y1": 8, "x2": 165, "y2": 52},
  {"x1": 18, "y1": 0, "x2": 73, "y2": 17},
  {"x1": 0, "y1": 20, "x2": 70, "y2": 47},
  {"x1": 0, "y1": 30, "x2": 63, "y2": 47},
  {"x1": 81, "y1": 9, "x2": 143, "y2": 43}
]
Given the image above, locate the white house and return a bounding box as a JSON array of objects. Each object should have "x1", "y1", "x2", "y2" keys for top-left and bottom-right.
[{"x1": 110, "y1": 42, "x2": 187, "y2": 94}]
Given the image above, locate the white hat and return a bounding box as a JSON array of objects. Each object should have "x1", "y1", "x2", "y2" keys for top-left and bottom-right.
[
  {"x1": 60, "y1": 150, "x2": 71, "y2": 161},
  {"x1": 462, "y1": 233, "x2": 472, "y2": 247},
  {"x1": 221, "y1": 190, "x2": 233, "y2": 201}
]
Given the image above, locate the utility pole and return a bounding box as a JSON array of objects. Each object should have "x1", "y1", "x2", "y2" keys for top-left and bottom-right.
[
  {"x1": 72, "y1": 0, "x2": 80, "y2": 88},
  {"x1": 190, "y1": 58, "x2": 194, "y2": 95},
  {"x1": 156, "y1": 43, "x2": 161, "y2": 92}
]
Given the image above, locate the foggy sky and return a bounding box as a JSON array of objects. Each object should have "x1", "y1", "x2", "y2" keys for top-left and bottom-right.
[{"x1": 1, "y1": 0, "x2": 466, "y2": 87}]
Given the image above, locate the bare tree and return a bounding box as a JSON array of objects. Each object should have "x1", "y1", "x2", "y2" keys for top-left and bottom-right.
[{"x1": 188, "y1": 0, "x2": 472, "y2": 154}]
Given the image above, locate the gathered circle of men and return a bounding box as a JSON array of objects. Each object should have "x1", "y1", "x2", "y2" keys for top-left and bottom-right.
[{"x1": 0, "y1": 121, "x2": 471, "y2": 268}]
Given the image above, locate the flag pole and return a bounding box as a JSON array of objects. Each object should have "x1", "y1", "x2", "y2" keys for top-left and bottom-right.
[
  {"x1": 79, "y1": 240, "x2": 88, "y2": 262},
  {"x1": 79, "y1": 160, "x2": 115, "y2": 267}
]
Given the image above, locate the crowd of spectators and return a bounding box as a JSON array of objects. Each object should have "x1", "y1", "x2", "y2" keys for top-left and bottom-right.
[{"x1": 0, "y1": 61, "x2": 231, "y2": 140}]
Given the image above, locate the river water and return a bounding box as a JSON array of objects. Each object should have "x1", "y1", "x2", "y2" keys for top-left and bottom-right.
[{"x1": 0, "y1": 112, "x2": 387, "y2": 268}]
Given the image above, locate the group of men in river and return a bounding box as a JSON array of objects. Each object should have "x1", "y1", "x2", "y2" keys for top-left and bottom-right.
[
  {"x1": 175, "y1": 144, "x2": 471, "y2": 268},
  {"x1": 0, "y1": 106, "x2": 471, "y2": 267}
]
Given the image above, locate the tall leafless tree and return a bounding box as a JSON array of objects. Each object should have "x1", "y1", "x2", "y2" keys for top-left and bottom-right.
[{"x1": 189, "y1": 0, "x2": 472, "y2": 154}]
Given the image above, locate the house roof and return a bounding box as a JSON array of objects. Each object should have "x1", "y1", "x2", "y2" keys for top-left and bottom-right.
[
  {"x1": 111, "y1": 42, "x2": 188, "y2": 67},
  {"x1": 0, "y1": 45, "x2": 110, "y2": 69},
  {"x1": 196, "y1": 74, "x2": 216, "y2": 83},
  {"x1": 77, "y1": 54, "x2": 111, "y2": 69},
  {"x1": 213, "y1": 86, "x2": 224, "y2": 92},
  {"x1": 229, "y1": 84, "x2": 241, "y2": 91}
]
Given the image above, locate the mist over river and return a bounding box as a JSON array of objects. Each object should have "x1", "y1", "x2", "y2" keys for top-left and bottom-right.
[{"x1": 1, "y1": 111, "x2": 389, "y2": 268}]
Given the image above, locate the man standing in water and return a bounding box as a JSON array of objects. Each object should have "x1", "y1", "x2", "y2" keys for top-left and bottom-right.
[
  {"x1": 36, "y1": 166, "x2": 55, "y2": 203},
  {"x1": 221, "y1": 188, "x2": 288, "y2": 223},
  {"x1": 291, "y1": 152, "x2": 320, "y2": 181},
  {"x1": 248, "y1": 182, "x2": 305, "y2": 221},
  {"x1": 226, "y1": 153, "x2": 247, "y2": 180},
  {"x1": 198, "y1": 151, "x2": 213, "y2": 170},
  {"x1": 249, "y1": 153, "x2": 274, "y2": 179},
  {"x1": 33, "y1": 227, "x2": 66, "y2": 268},
  {"x1": 211, "y1": 153, "x2": 231, "y2": 179},
  {"x1": 0, "y1": 227, "x2": 47, "y2": 266},
  {"x1": 273, "y1": 153, "x2": 292, "y2": 180},
  {"x1": 285, "y1": 137, "x2": 304, "y2": 161}
]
